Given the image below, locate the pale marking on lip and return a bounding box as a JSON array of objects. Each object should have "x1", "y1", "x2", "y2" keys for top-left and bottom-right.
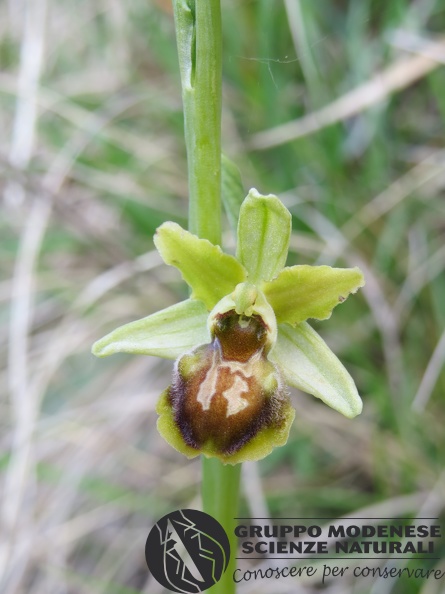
[
  {"x1": 196, "y1": 348, "x2": 220, "y2": 411},
  {"x1": 196, "y1": 344, "x2": 264, "y2": 417},
  {"x1": 222, "y1": 374, "x2": 249, "y2": 416}
]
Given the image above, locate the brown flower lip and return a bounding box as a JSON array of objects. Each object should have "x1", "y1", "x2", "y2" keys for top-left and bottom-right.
[{"x1": 167, "y1": 310, "x2": 291, "y2": 455}]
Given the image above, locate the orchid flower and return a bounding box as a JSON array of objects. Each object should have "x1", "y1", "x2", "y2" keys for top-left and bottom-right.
[{"x1": 92, "y1": 189, "x2": 364, "y2": 464}]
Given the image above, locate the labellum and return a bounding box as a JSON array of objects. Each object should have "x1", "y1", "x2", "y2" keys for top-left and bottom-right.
[{"x1": 164, "y1": 310, "x2": 292, "y2": 458}]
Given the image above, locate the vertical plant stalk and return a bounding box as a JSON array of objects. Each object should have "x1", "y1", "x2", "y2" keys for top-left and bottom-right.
[
  {"x1": 173, "y1": 0, "x2": 222, "y2": 245},
  {"x1": 202, "y1": 458, "x2": 241, "y2": 593},
  {"x1": 172, "y1": 1, "x2": 240, "y2": 592}
]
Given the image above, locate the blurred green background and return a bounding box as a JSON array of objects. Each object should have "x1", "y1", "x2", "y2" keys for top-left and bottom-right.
[{"x1": 1, "y1": 0, "x2": 445, "y2": 593}]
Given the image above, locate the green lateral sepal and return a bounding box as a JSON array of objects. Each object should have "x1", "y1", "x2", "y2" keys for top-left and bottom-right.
[
  {"x1": 270, "y1": 322, "x2": 363, "y2": 418},
  {"x1": 91, "y1": 298, "x2": 209, "y2": 360}
]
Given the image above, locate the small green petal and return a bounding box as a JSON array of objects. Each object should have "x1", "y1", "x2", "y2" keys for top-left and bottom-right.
[
  {"x1": 263, "y1": 265, "x2": 365, "y2": 325},
  {"x1": 270, "y1": 322, "x2": 362, "y2": 418},
  {"x1": 154, "y1": 222, "x2": 246, "y2": 310},
  {"x1": 91, "y1": 299, "x2": 209, "y2": 360},
  {"x1": 236, "y1": 188, "x2": 291, "y2": 283}
]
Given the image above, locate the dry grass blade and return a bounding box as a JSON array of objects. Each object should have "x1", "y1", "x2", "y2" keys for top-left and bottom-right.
[
  {"x1": 293, "y1": 205, "x2": 403, "y2": 398},
  {"x1": 369, "y1": 473, "x2": 445, "y2": 594},
  {"x1": 395, "y1": 244, "x2": 445, "y2": 321},
  {"x1": 1, "y1": 0, "x2": 49, "y2": 585},
  {"x1": 242, "y1": 462, "x2": 269, "y2": 519},
  {"x1": 389, "y1": 29, "x2": 445, "y2": 64},
  {"x1": 342, "y1": 150, "x2": 445, "y2": 243},
  {"x1": 1, "y1": 195, "x2": 52, "y2": 589},
  {"x1": 412, "y1": 328, "x2": 445, "y2": 412},
  {"x1": 284, "y1": 0, "x2": 319, "y2": 93},
  {"x1": 0, "y1": 74, "x2": 174, "y2": 168},
  {"x1": 4, "y1": 0, "x2": 47, "y2": 207},
  {"x1": 250, "y1": 37, "x2": 445, "y2": 150}
]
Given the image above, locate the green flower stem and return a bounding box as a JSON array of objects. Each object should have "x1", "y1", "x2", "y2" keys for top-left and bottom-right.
[
  {"x1": 202, "y1": 458, "x2": 241, "y2": 593},
  {"x1": 173, "y1": 2, "x2": 240, "y2": 592},
  {"x1": 172, "y1": 0, "x2": 222, "y2": 245}
]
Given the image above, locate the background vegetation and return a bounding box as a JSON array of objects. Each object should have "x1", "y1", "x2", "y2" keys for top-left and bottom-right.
[{"x1": 1, "y1": 0, "x2": 445, "y2": 592}]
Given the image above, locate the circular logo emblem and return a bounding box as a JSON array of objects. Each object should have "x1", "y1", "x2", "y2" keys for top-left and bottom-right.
[{"x1": 145, "y1": 509, "x2": 230, "y2": 593}]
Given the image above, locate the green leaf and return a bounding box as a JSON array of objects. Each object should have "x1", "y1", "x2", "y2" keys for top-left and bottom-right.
[
  {"x1": 270, "y1": 322, "x2": 362, "y2": 418},
  {"x1": 92, "y1": 299, "x2": 209, "y2": 359},
  {"x1": 154, "y1": 222, "x2": 246, "y2": 310},
  {"x1": 221, "y1": 154, "x2": 244, "y2": 233},
  {"x1": 236, "y1": 188, "x2": 291, "y2": 283},
  {"x1": 263, "y1": 265, "x2": 365, "y2": 324}
]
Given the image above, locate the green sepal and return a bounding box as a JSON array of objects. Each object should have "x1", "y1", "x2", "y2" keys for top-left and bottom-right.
[
  {"x1": 270, "y1": 322, "x2": 362, "y2": 418},
  {"x1": 154, "y1": 222, "x2": 246, "y2": 310},
  {"x1": 263, "y1": 265, "x2": 365, "y2": 325},
  {"x1": 221, "y1": 154, "x2": 244, "y2": 233},
  {"x1": 156, "y1": 389, "x2": 295, "y2": 465},
  {"x1": 236, "y1": 188, "x2": 291, "y2": 283},
  {"x1": 91, "y1": 299, "x2": 210, "y2": 360}
]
